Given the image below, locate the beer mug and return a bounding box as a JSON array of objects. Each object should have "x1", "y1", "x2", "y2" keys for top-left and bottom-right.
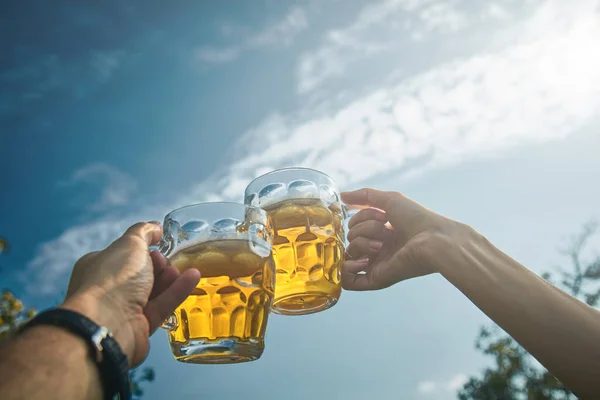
[
  {"x1": 244, "y1": 168, "x2": 346, "y2": 316},
  {"x1": 157, "y1": 202, "x2": 275, "y2": 364}
]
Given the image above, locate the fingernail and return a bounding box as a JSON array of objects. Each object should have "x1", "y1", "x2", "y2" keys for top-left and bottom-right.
[
  {"x1": 357, "y1": 257, "x2": 370, "y2": 264},
  {"x1": 148, "y1": 220, "x2": 161, "y2": 226},
  {"x1": 369, "y1": 240, "x2": 383, "y2": 250}
]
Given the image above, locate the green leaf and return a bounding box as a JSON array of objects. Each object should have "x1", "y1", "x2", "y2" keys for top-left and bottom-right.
[
  {"x1": 584, "y1": 259, "x2": 600, "y2": 279},
  {"x1": 142, "y1": 367, "x2": 155, "y2": 382},
  {"x1": 0, "y1": 238, "x2": 9, "y2": 254},
  {"x1": 540, "y1": 272, "x2": 552, "y2": 282},
  {"x1": 584, "y1": 288, "x2": 600, "y2": 307}
]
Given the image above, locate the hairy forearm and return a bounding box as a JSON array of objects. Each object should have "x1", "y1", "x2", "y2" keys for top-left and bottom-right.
[
  {"x1": 0, "y1": 325, "x2": 103, "y2": 400},
  {"x1": 438, "y1": 229, "x2": 600, "y2": 399}
]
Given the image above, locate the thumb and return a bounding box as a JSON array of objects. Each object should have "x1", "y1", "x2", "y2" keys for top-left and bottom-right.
[
  {"x1": 372, "y1": 245, "x2": 430, "y2": 289},
  {"x1": 341, "y1": 188, "x2": 433, "y2": 240},
  {"x1": 341, "y1": 188, "x2": 399, "y2": 210}
]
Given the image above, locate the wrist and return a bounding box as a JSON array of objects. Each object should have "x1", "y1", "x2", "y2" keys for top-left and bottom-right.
[
  {"x1": 427, "y1": 222, "x2": 487, "y2": 275},
  {"x1": 60, "y1": 292, "x2": 134, "y2": 363},
  {"x1": 433, "y1": 223, "x2": 505, "y2": 281}
]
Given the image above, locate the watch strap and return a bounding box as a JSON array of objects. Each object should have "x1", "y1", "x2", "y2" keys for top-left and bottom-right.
[{"x1": 20, "y1": 308, "x2": 131, "y2": 400}]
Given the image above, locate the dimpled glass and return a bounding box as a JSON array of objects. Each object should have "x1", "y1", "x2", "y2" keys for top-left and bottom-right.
[
  {"x1": 244, "y1": 168, "x2": 346, "y2": 316},
  {"x1": 158, "y1": 202, "x2": 275, "y2": 364}
]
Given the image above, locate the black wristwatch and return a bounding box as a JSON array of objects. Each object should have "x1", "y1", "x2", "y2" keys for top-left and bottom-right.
[{"x1": 20, "y1": 308, "x2": 131, "y2": 400}]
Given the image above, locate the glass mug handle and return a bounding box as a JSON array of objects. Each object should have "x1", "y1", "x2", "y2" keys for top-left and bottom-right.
[
  {"x1": 161, "y1": 314, "x2": 178, "y2": 331},
  {"x1": 342, "y1": 204, "x2": 368, "y2": 219},
  {"x1": 148, "y1": 241, "x2": 179, "y2": 331},
  {"x1": 148, "y1": 237, "x2": 169, "y2": 254}
]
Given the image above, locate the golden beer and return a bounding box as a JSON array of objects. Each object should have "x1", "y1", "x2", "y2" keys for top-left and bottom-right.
[
  {"x1": 265, "y1": 198, "x2": 345, "y2": 315},
  {"x1": 167, "y1": 238, "x2": 274, "y2": 363}
]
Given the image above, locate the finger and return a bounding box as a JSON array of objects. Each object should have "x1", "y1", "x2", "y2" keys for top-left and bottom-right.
[
  {"x1": 145, "y1": 269, "x2": 201, "y2": 334},
  {"x1": 341, "y1": 262, "x2": 377, "y2": 291},
  {"x1": 347, "y1": 220, "x2": 392, "y2": 243},
  {"x1": 348, "y1": 207, "x2": 388, "y2": 230},
  {"x1": 346, "y1": 237, "x2": 384, "y2": 259},
  {"x1": 150, "y1": 265, "x2": 180, "y2": 300},
  {"x1": 149, "y1": 250, "x2": 177, "y2": 300},
  {"x1": 344, "y1": 188, "x2": 434, "y2": 241},
  {"x1": 121, "y1": 222, "x2": 163, "y2": 247},
  {"x1": 150, "y1": 250, "x2": 169, "y2": 274},
  {"x1": 341, "y1": 188, "x2": 399, "y2": 210},
  {"x1": 343, "y1": 259, "x2": 371, "y2": 274}
]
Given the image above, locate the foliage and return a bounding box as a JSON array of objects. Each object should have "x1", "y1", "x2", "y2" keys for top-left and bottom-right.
[
  {"x1": 458, "y1": 222, "x2": 600, "y2": 400},
  {"x1": 130, "y1": 367, "x2": 156, "y2": 399},
  {"x1": 0, "y1": 289, "x2": 37, "y2": 340},
  {"x1": 0, "y1": 237, "x2": 9, "y2": 272}
]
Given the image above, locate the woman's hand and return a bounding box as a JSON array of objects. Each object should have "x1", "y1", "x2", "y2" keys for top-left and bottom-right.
[{"x1": 341, "y1": 188, "x2": 472, "y2": 291}]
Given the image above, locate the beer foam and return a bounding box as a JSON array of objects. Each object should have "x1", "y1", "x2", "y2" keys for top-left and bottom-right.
[
  {"x1": 246, "y1": 181, "x2": 341, "y2": 210},
  {"x1": 169, "y1": 233, "x2": 272, "y2": 259},
  {"x1": 258, "y1": 194, "x2": 320, "y2": 209}
]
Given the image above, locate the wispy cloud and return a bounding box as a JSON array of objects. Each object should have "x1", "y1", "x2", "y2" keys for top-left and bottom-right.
[
  {"x1": 296, "y1": 0, "x2": 523, "y2": 94},
  {"x1": 90, "y1": 50, "x2": 125, "y2": 83},
  {"x1": 58, "y1": 163, "x2": 137, "y2": 212},
  {"x1": 417, "y1": 381, "x2": 437, "y2": 394},
  {"x1": 446, "y1": 374, "x2": 468, "y2": 391},
  {"x1": 26, "y1": 0, "x2": 600, "y2": 295},
  {"x1": 195, "y1": 6, "x2": 308, "y2": 64},
  {"x1": 417, "y1": 373, "x2": 468, "y2": 395},
  {"x1": 0, "y1": 49, "x2": 126, "y2": 115}
]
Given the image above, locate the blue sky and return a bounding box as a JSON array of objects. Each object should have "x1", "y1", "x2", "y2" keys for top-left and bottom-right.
[{"x1": 2, "y1": 0, "x2": 600, "y2": 399}]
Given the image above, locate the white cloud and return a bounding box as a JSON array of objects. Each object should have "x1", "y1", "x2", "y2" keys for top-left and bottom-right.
[
  {"x1": 417, "y1": 381, "x2": 437, "y2": 394},
  {"x1": 484, "y1": 3, "x2": 511, "y2": 21},
  {"x1": 28, "y1": 221, "x2": 128, "y2": 294},
  {"x1": 196, "y1": 7, "x2": 308, "y2": 64},
  {"x1": 296, "y1": 0, "x2": 474, "y2": 94},
  {"x1": 26, "y1": 0, "x2": 600, "y2": 295},
  {"x1": 59, "y1": 163, "x2": 138, "y2": 212},
  {"x1": 295, "y1": 0, "x2": 545, "y2": 94},
  {"x1": 417, "y1": 373, "x2": 469, "y2": 395},
  {"x1": 90, "y1": 50, "x2": 125, "y2": 82},
  {"x1": 446, "y1": 374, "x2": 468, "y2": 391}
]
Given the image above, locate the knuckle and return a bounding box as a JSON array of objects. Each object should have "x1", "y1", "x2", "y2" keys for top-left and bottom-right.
[
  {"x1": 347, "y1": 227, "x2": 364, "y2": 242},
  {"x1": 364, "y1": 188, "x2": 373, "y2": 204},
  {"x1": 346, "y1": 236, "x2": 375, "y2": 258},
  {"x1": 126, "y1": 222, "x2": 151, "y2": 235},
  {"x1": 346, "y1": 240, "x2": 362, "y2": 258},
  {"x1": 352, "y1": 220, "x2": 385, "y2": 240},
  {"x1": 119, "y1": 232, "x2": 147, "y2": 249},
  {"x1": 74, "y1": 251, "x2": 100, "y2": 268},
  {"x1": 346, "y1": 238, "x2": 361, "y2": 250},
  {"x1": 123, "y1": 222, "x2": 162, "y2": 243},
  {"x1": 347, "y1": 229, "x2": 358, "y2": 242},
  {"x1": 348, "y1": 210, "x2": 366, "y2": 228}
]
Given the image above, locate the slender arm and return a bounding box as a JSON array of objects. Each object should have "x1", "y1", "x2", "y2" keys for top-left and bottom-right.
[
  {"x1": 438, "y1": 229, "x2": 600, "y2": 399},
  {"x1": 0, "y1": 325, "x2": 103, "y2": 400}
]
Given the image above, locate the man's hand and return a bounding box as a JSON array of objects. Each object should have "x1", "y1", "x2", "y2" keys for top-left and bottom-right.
[
  {"x1": 341, "y1": 188, "x2": 473, "y2": 291},
  {"x1": 60, "y1": 222, "x2": 201, "y2": 367}
]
